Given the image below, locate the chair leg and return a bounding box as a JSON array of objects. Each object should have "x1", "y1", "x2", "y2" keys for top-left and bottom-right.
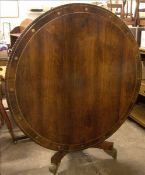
[
  {"x1": 0, "y1": 101, "x2": 16, "y2": 141},
  {"x1": 92, "y1": 141, "x2": 117, "y2": 159}
]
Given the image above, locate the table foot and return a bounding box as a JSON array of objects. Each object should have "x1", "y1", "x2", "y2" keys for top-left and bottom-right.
[{"x1": 49, "y1": 151, "x2": 68, "y2": 174}]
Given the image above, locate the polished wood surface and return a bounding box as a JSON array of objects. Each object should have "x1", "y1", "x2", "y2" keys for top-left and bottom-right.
[{"x1": 5, "y1": 4, "x2": 141, "y2": 151}]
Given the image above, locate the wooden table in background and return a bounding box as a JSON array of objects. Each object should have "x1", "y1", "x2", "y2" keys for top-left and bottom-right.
[{"x1": 0, "y1": 50, "x2": 9, "y2": 66}]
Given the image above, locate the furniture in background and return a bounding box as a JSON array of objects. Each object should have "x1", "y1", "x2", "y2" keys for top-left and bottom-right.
[
  {"x1": 123, "y1": 0, "x2": 137, "y2": 26},
  {"x1": 0, "y1": 46, "x2": 27, "y2": 142},
  {"x1": 128, "y1": 27, "x2": 145, "y2": 127},
  {"x1": 135, "y1": 0, "x2": 145, "y2": 26},
  {"x1": 107, "y1": 0, "x2": 137, "y2": 26},
  {"x1": 107, "y1": 0, "x2": 124, "y2": 18},
  {"x1": 9, "y1": 18, "x2": 32, "y2": 49},
  {"x1": 107, "y1": 0, "x2": 145, "y2": 26},
  {"x1": 130, "y1": 48, "x2": 145, "y2": 127},
  {"x1": 0, "y1": 50, "x2": 9, "y2": 66}
]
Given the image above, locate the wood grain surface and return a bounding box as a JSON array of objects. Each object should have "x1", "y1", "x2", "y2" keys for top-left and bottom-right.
[{"x1": 5, "y1": 4, "x2": 141, "y2": 151}]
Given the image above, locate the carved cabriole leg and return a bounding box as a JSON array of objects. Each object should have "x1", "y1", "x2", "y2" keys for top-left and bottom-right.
[
  {"x1": 103, "y1": 148, "x2": 117, "y2": 159},
  {"x1": 48, "y1": 141, "x2": 117, "y2": 174},
  {"x1": 49, "y1": 150, "x2": 68, "y2": 175},
  {"x1": 92, "y1": 141, "x2": 117, "y2": 159}
]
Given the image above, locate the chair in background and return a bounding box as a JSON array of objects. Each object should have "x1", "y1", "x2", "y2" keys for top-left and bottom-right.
[
  {"x1": 123, "y1": 0, "x2": 137, "y2": 26},
  {"x1": 107, "y1": 0, "x2": 124, "y2": 18},
  {"x1": 107, "y1": 0, "x2": 137, "y2": 26},
  {"x1": 135, "y1": 0, "x2": 145, "y2": 26}
]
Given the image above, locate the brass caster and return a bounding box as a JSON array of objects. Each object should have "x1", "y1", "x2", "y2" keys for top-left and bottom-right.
[
  {"x1": 104, "y1": 148, "x2": 117, "y2": 159},
  {"x1": 49, "y1": 163, "x2": 59, "y2": 175}
]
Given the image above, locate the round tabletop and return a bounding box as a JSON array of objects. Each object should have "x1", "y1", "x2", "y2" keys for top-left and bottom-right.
[{"x1": 6, "y1": 3, "x2": 141, "y2": 151}]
